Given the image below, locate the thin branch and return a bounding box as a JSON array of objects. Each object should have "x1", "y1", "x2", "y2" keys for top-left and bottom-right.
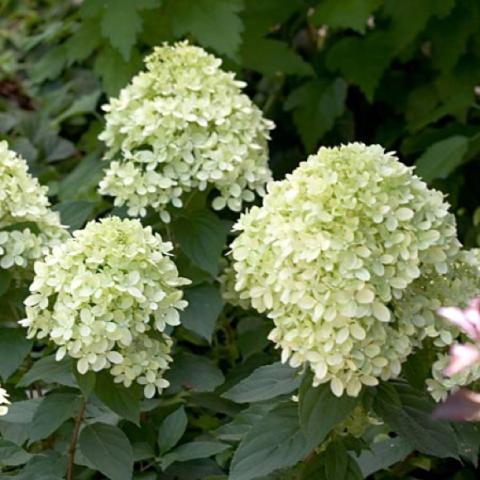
[{"x1": 66, "y1": 397, "x2": 87, "y2": 480}]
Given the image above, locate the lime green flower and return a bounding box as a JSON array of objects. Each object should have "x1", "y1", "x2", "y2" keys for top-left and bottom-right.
[
  {"x1": 20, "y1": 217, "x2": 190, "y2": 397},
  {"x1": 99, "y1": 41, "x2": 274, "y2": 221},
  {"x1": 0, "y1": 141, "x2": 68, "y2": 273},
  {"x1": 0, "y1": 385, "x2": 10, "y2": 416},
  {"x1": 230, "y1": 143, "x2": 460, "y2": 397}
]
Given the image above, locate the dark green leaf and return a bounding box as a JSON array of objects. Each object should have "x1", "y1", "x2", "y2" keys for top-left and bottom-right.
[
  {"x1": 18, "y1": 355, "x2": 75, "y2": 388},
  {"x1": 373, "y1": 382, "x2": 459, "y2": 458},
  {"x1": 326, "y1": 32, "x2": 393, "y2": 101},
  {"x1": 74, "y1": 369, "x2": 96, "y2": 397},
  {"x1": 29, "y1": 393, "x2": 81, "y2": 443},
  {"x1": 53, "y1": 200, "x2": 96, "y2": 231},
  {"x1": 181, "y1": 284, "x2": 224, "y2": 343},
  {"x1": 158, "y1": 406, "x2": 188, "y2": 454},
  {"x1": 95, "y1": 372, "x2": 142, "y2": 425},
  {"x1": 298, "y1": 380, "x2": 357, "y2": 449},
  {"x1": 355, "y1": 436, "x2": 414, "y2": 477},
  {"x1": 229, "y1": 403, "x2": 310, "y2": 480},
  {"x1": 222, "y1": 362, "x2": 301, "y2": 404},
  {"x1": 166, "y1": 352, "x2": 225, "y2": 393},
  {"x1": 169, "y1": 0, "x2": 244, "y2": 59},
  {"x1": 285, "y1": 78, "x2": 347, "y2": 150},
  {"x1": 241, "y1": 37, "x2": 313, "y2": 77},
  {"x1": 0, "y1": 328, "x2": 32, "y2": 381},
  {"x1": 161, "y1": 441, "x2": 230, "y2": 470},
  {"x1": 173, "y1": 209, "x2": 228, "y2": 277},
  {"x1": 313, "y1": 0, "x2": 382, "y2": 33},
  {"x1": 0, "y1": 270, "x2": 12, "y2": 297},
  {"x1": 0, "y1": 399, "x2": 42, "y2": 424},
  {"x1": 324, "y1": 441, "x2": 363, "y2": 480},
  {"x1": 415, "y1": 135, "x2": 469, "y2": 182},
  {"x1": 79, "y1": 423, "x2": 134, "y2": 480},
  {"x1": 0, "y1": 439, "x2": 32, "y2": 467}
]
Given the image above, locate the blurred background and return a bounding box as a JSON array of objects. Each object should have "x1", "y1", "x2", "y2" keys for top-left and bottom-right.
[{"x1": 0, "y1": 0, "x2": 479, "y2": 244}]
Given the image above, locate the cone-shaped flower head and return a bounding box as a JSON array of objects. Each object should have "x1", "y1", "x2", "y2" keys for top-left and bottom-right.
[
  {"x1": 229, "y1": 143, "x2": 460, "y2": 397},
  {"x1": 98, "y1": 41, "x2": 274, "y2": 222},
  {"x1": 0, "y1": 386, "x2": 10, "y2": 416},
  {"x1": 20, "y1": 217, "x2": 190, "y2": 397},
  {"x1": 0, "y1": 141, "x2": 68, "y2": 272}
]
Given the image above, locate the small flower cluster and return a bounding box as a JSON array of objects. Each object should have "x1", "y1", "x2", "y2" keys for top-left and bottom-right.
[
  {"x1": 98, "y1": 41, "x2": 274, "y2": 221},
  {"x1": 20, "y1": 217, "x2": 190, "y2": 397},
  {"x1": 0, "y1": 385, "x2": 10, "y2": 416},
  {"x1": 0, "y1": 141, "x2": 67, "y2": 273},
  {"x1": 230, "y1": 143, "x2": 461, "y2": 397}
]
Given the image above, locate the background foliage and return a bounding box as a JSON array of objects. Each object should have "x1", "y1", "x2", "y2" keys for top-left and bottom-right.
[{"x1": 1, "y1": 0, "x2": 480, "y2": 479}]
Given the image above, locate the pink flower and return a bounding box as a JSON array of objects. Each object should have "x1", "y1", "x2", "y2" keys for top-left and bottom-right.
[
  {"x1": 438, "y1": 298, "x2": 480, "y2": 341},
  {"x1": 434, "y1": 389, "x2": 480, "y2": 421},
  {"x1": 444, "y1": 344, "x2": 480, "y2": 376}
]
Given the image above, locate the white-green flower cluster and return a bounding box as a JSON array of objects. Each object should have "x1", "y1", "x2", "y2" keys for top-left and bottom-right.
[
  {"x1": 229, "y1": 143, "x2": 461, "y2": 397},
  {"x1": 98, "y1": 41, "x2": 274, "y2": 221},
  {"x1": 20, "y1": 217, "x2": 190, "y2": 398},
  {"x1": 0, "y1": 385, "x2": 10, "y2": 416},
  {"x1": 0, "y1": 141, "x2": 68, "y2": 272}
]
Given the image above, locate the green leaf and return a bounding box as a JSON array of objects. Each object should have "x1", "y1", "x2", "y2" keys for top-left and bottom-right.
[
  {"x1": 158, "y1": 406, "x2": 188, "y2": 454},
  {"x1": 415, "y1": 135, "x2": 469, "y2": 182},
  {"x1": 313, "y1": 0, "x2": 382, "y2": 33},
  {"x1": 181, "y1": 284, "x2": 224, "y2": 343},
  {"x1": 65, "y1": 20, "x2": 102, "y2": 64},
  {"x1": 0, "y1": 327, "x2": 32, "y2": 381},
  {"x1": 355, "y1": 436, "x2": 414, "y2": 477},
  {"x1": 74, "y1": 369, "x2": 96, "y2": 397},
  {"x1": 222, "y1": 362, "x2": 301, "y2": 404},
  {"x1": 53, "y1": 200, "x2": 96, "y2": 231},
  {"x1": 0, "y1": 399, "x2": 41, "y2": 424},
  {"x1": 0, "y1": 439, "x2": 32, "y2": 467},
  {"x1": 324, "y1": 441, "x2": 363, "y2": 480},
  {"x1": 55, "y1": 90, "x2": 101, "y2": 124},
  {"x1": 161, "y1": 441, "x2": 230, "y2": 469},
  {"x1": 95, "y1": 372, "x2": 142, "y2": 425},
  {"x1": 285, "y1": 78, "x2": 347, "y2": 151},
  {"x1": 0, "y1": 270, "x2": 12, "y2": 297},
  {"x1": 29, "y1": 393, "x2": 81, "y2": 443},
  {"x1": 217, "y1": 403, "x2": 275, "y2": 442},
  {"x1": 229, "y1": 403, "x2": 310, "y2": 480},
  {"x1": 298, "y1": 380, "x2": 357, "y2": 449},
  {"x1": 166, "y1": 352, "x2": 225, "y2": 393},
  {"x1": 94, "y1": 45, "x2": 143, "y2": 96},
  {"x1": 18, "y1": 355, "x2": 75, "y2": 388},
  {"x1": 173, "y1": 209, "x2": 228, "y2": 277},
  {"x1": 169, "y1": 0, "x2": 244, "y2": 59},
  {"x1": 326, "y1": 32, "x2": 393, "y2": 101},
  {"x1": 373, "y1": 382, "x2": 459, "y2": 458},
  {"x1": 241, "y1": 37, "x2": 313, "y2": 77},
  {"x1": 18, "y1": 451, "x2": 67, "y2": 480},
  {"x1": 79, "y1": 423, "x2": 134, "y2": 480}
]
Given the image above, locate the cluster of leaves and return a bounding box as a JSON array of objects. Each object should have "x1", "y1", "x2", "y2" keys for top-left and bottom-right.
[{"x1": 1, "y1": 0, "x2": 480, "y2": 479}]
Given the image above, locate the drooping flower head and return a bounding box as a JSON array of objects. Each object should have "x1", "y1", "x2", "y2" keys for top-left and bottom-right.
[
  {"x1": 0, "y1": 385, "x2": 10, "y2": 416},
  {"x1": 98, "y1": 41, "x2": 274, "y2": 221},
  {"x1": 20, "y1": 217, "x2": 190, "y2": 397},
  {"x1": 0, "y1": 141, "x2": 68, "y2": 272},
  {"x1": 229, "y1": 143, "x2": 460, "y2": 397}
]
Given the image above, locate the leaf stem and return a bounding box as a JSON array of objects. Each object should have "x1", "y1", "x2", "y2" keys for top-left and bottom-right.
[{"x1": 66, "y1": 397, "x2": 87, "y2": 480}]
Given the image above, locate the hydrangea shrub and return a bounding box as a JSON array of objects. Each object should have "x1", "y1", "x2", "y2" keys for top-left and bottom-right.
[
  {"x1": 98, "y1": 42, "x2": 274, "y2": 221},
  {"x1": 20, "y1": 217, "x2": 190, "y2": 397}
]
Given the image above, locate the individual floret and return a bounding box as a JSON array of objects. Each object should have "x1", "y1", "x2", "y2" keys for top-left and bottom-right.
[
  {"x1": 20, "y1": 217, "x2": 190, "y2": 397},
  {"x1": 0, "y1": 141, "x2": 68, "y2": 273},
  {"x1": 229, "y1": 143, "x2": 460, "y2": 397},
  {"x1": 98, "y1": 41, "x2": 274, "y2": 221}
]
